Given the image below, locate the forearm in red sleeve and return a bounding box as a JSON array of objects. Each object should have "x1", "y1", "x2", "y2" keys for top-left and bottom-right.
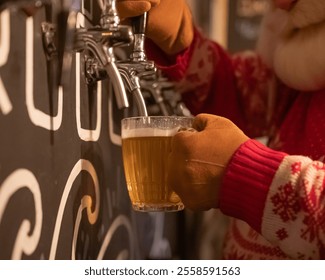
[{"x1": 220, "y1": 139, "x2": 325, "y2": 259}]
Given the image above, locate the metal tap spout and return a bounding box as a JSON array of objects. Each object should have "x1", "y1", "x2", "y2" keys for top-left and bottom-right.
[
  {"x1": 74, "y1": 28, "x2": 130, "y2": 110},
  {"x1": 73, "y1": 0, "x2": 136, "y2": 110},
  {"x1": 117, "y1": 59, "x2": 156, "y2": 117},
  {"x1": 116, "y1": 12, "x2": 157, "y2": 116},
  {"x1": 118, "y1": 65, "x2": 152, "y2": 117}
]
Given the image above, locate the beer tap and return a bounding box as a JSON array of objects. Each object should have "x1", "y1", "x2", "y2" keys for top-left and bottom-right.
[
  {"x1": 140, "y1": 71, "x2": 193, "y2": 117},
  {"x1": 39, "y1": 0, "x2": 80, "y2": 89},
  {"x1": 117, "y1": 12, "x2": 190, "y2": 117},
  {"x1": 140, "y1": 73, "x2": 175, "y2": 116},
  {"x1": 5, "y1": 0, "x2": 76, "y2": 89},
  {"x1": 8, "y1": 0, "x2": 82, "y2": 92},
  {"x1": 74, "y1": 0, "x2": 133, "y2": 110},
  {"x1": 55, "y1": 0, "x2": 78, "y2": 88},
  {"x1": 117, "y1": 12, "x2": 156, "y2": 117}
]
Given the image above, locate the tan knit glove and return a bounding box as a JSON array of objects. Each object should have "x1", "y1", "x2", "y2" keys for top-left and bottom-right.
[
  {"x1": 167, "y1": 114, "x2": 249, "y2": 211},
  {"x1": 117, "y1": 0, "x2": 160, "y2": 18},
  {"x1": 116, "y1": 0, "x2": 194, "y2": 55}
]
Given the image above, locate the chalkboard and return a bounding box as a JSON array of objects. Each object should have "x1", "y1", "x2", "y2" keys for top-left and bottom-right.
[{"x1": 0, "y1": 1, "x2": 184, "y2": 260}]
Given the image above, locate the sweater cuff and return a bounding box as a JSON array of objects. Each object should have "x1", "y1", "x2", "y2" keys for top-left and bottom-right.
[
  {"x1": 145, "y1": 28, "x2": 200, "y2": 81},
  {"x1": 219, "y1": 139, "x2": 287, "y2": 233}
]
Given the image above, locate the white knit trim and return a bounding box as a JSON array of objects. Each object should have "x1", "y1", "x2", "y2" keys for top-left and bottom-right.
[{"x1": 262, "y1": 155, "x2": 325, "y2": 259}]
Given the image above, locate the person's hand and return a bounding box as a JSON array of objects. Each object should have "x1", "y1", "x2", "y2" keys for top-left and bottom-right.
[
  {"x1": 116, "y1": 0, "x2": 194, "y2": 55},
  {"x1": 116, "y1": 0, "x2": 160, "y2": 18},
  {"x1": 167, "y1": 114, "x2": 249, "y2": 211}
]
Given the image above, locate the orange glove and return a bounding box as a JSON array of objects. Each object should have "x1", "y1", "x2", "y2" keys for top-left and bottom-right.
[
  {"x1": 116, "y1": 0, "x2": 194, "y2": 55},
  {"x1": 117, "y1": 0, "x2": 160, "y2": 18},
  {"x1": 167, "y1": 114, "x2": 249, "y2": 211}
]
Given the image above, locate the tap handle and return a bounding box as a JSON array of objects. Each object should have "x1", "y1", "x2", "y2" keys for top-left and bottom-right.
[
  {"x1": 130, "y1": 12, "x2": 148, "y2": 62},
  {"x1": 131, "y1": 12, "x2": 147, "y2": 35}
]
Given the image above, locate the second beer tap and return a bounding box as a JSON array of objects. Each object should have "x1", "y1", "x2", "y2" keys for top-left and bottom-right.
[{"x1": 116, "y1": 12, "x2": 157, "y2": 117}]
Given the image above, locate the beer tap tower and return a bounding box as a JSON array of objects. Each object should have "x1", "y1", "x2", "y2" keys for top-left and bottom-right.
[
  {"x1": 39, "y1": 0, "x2": 132, "y2": 113},
  {"x1": 74, "y1": 0, "x2": 155, "y2": 117},
  {"x1": 5, "y1": 0, "x2": 191, "y2": 117},
  {"x1": 52, "y1": 0, "x2": 190, "y2": 118}
]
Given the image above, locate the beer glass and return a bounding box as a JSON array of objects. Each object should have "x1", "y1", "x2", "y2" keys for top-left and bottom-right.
[{"x1": 121, "y1": 116, "x2": 194, "y2": 212}]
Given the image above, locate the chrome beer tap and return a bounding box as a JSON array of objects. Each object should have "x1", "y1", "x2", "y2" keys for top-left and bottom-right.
[
  {"x1": 39, "y1": 0, "x2": 80, "y2": 88},
  {"x1": 38, "y1": 0, "x2": 133, "y2": 109},
  {"x1": 140, "y1": 70, "x2": 192, "y2": 117},
  {"x1": 74, "y1": 0, "x2": 133, "y2": 110},
  {"x1": 117, "y1": 12, "x2": 156, "y2": 116},
  {"x1": 140, "y1": 73, "x2": 175, "y2": 116},
  {"x1": 117, "y1": 12, "x2": 190, "y2": 117},
  {"x1": 55, "y1": 0, "x2": 78, "y2": 88}
]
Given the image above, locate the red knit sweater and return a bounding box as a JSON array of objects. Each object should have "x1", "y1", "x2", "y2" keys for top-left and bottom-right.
[{"x1": 146, "y1": 29, "x2": 325, "y2": 259}]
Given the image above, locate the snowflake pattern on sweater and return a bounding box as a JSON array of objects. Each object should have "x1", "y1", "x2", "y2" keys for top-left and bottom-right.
[
  {"x1": 222, "y1": 149, "x2": 325, "y2": 259},
  {"x1": 263, "y1": 156, "x2": 325, "y2": 259}
]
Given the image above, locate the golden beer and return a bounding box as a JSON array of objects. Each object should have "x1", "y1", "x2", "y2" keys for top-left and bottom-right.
[{"x1": 121, "y1": 116, "x2": 193, "y2": 212}]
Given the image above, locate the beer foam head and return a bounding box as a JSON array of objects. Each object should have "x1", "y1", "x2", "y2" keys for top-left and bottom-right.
[{"x1": 122, "y1": 127, "x2": 180, "y2": 139}]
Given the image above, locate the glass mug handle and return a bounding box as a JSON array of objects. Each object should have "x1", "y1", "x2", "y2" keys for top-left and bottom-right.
[{"x1": 177, "y1": 127, "x2": 197, "y2": 133}]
